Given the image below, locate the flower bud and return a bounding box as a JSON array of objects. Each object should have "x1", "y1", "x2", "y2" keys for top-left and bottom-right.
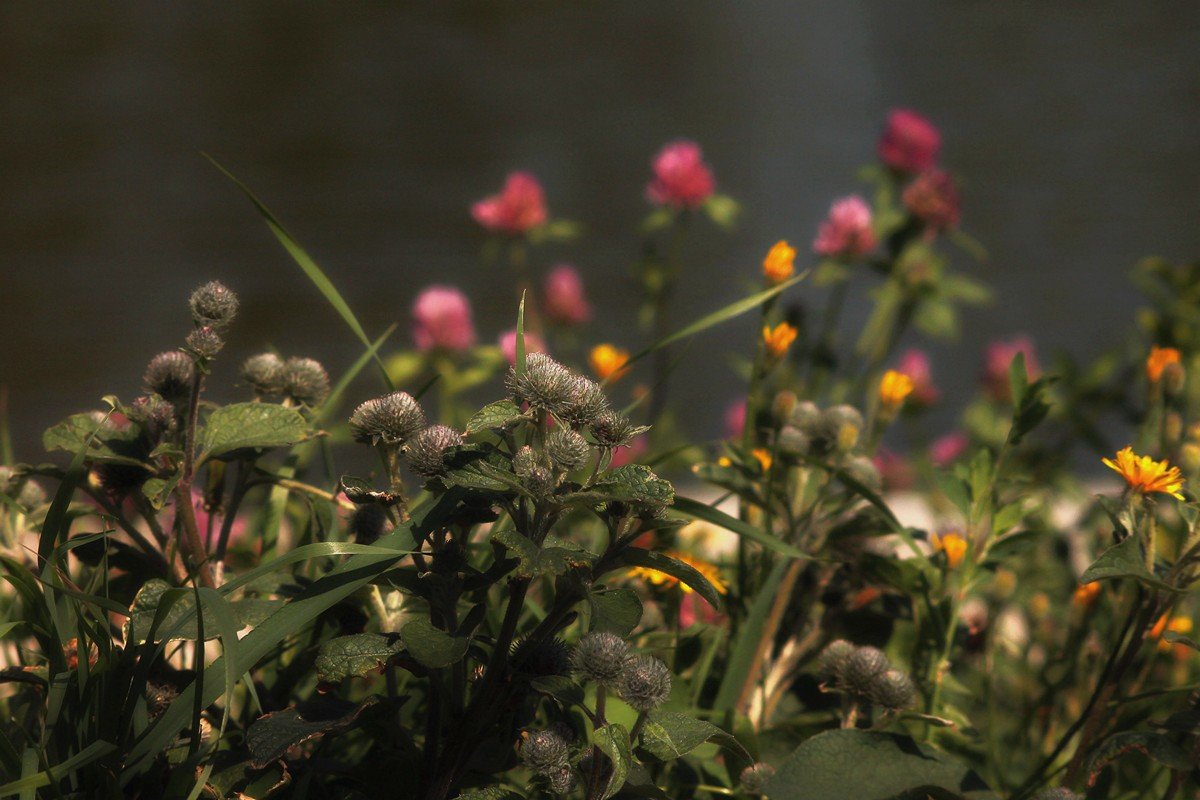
[
  {"x1": 867, "y1": 668, "x2": 916, "y2": 710},
  {"x1": 519, "y1": 728, "x2": 570, "y2": 773},
  {"x1": 406, "y1": 425, "x2": 463, "y2": 478},
  {"x1": 185, "y1": 326, "x2": 224, "y2": 360},
  {"x1": 776, "y1": 425, "x2": 811, "y2": 457},
  {"x1": 817, "y1": 639, "x2": 856, "y2": 682},
  {"x1": 547, "y1": 764, "x2": 576, "y2": 795},
  {"x1": 17, "y1": 478, "x2": 46, "y2": 510},
  {"x1": 349, "y1": 392, "x2": 426, "y2": 446},
  {"x1": 589, "y1": 409, "x2": 646, "y2": 449},
  {"x1": 771, "y1": 391, "x2": 799, "y2": 427},
  {"x1": 572, "y1": 632, "x2": 629, "y2": 686},
  {"x1": 1182, "y1": 443, "x2": 1200, "y2": 473},
  {"x1": 512, "y1": 445, "x2": 539, "y2": 477},
  {"x1": 511, "y1": 636, "x2": 573, "y2": 678},
  {"x1": 739, "y1": 763, "x2": 776, "y2": 795},
  {"x1": 282, "y1": 357, "x2": 330, "y2": 407},
  {"x1": 843, "y1": 455, "x2": 881, "y2": 491},
  {"x1": 143, "y1": 351, "x2": 194, "y2": 403},
  {"x1": 188, "y1": 280, "x2": 239, "y2": 328},
  {"x1": 547, "y1": 429, "x2": 591, "y2": 471},
  {"x1": 842, "y1": 646, "x2": 890, "y2": 696},
  {"x1": 525, "y1": 465, "x2": 557, "y2": 497},
  {"x1": 1165, "y1": 411, "x2": 1184, "y2": 445},
  {"x1": 241, "y1": 353, "x2": 286, "y2": 395},
  {"x1": 508, "y1": 354, "x2": 574, "y2": 409},
  {"x1": 127, "y1": 394, "x2": 177, "y2": 440},
  {"x1": 822, "y1": 405, "x2": 863, "y2": 453},
  {"x1": 555, "y1": 375, "x2": 610, "y2": 427},
  {"x1": 616, "y1": 654, "x2": 672, "y2": 711}
]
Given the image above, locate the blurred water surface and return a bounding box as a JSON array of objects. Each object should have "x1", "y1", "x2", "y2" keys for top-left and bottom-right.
[{"x1": 2, "y1": 3, "x2": 1198, "y2": 458}]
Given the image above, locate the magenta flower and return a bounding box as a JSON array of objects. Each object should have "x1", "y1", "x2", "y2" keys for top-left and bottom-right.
[
  {"x1": 896, "y1": 348, "x2": 940, "y2": 406},
  {"x1": 412, "y1": 286, "x2": 476, "y2": 353},
  {"x1": 878, "y1": 109, "x2": 942, "y2": 174},
  {"x1": 498, "y1": 329, "x2": 547, "y2": 366},
  {"x1": 646, "y1": 140, "x2": 715, "y2": 209},
  {"x1": 542, "y1": 264, "x2": 592, "y2": 326},
  {"x1": 471, "y1": 171, "x2": 548, "y2": 235},
  {"x1": 874, "y1": 448, "x2": 915, "y2": 491},
  {"x1": 724, "y1": 398, "x2": 747, "y2": 440},
  {"x1": 813, "y1": 195, "x2": 877, "y2": 258},
  {"x1": 930, "y1": 432, "x2": 969, "y2": 467},
  {"x1": 983, "y1": 336, "x2": 1039, "y2": 402},
  {"x1": 903, "y1": 169, "x2": 961, "y2": 233}
]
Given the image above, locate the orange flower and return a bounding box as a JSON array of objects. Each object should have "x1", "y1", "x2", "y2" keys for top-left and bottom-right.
[
  {"x1": 628, "y1": 550, "x2": 729, "y2": 596},
  {"x1": 1072, "y1": 582, "x2": 1101, "y2": 610},
  {"x1": 878, "y1": 369, "x2": 915, "y2": 412},
  {"x1": 762, "y1": 322, "x2": 798, "y2": 361},
  {"x1": 762, "y1": 240, "x2": 796, "y2": 285},
  {"x1": 1102, "y1": 446, "x2": 1185, "y2": 500},
  {"x1": 931, "y1": 531, "x2": 968, "y2": 568},
  {"x1": 589, "y1": 343, "x2": 631, "y2": 381},
  {"x1": 1146, "y1": 346, "x2": 1181, "y2": 383},
  {"x1": 1152, "y1": 614, "x2": 1194, "y2": 652},
  {"x1": 751, "y1": 448, "x2": 773, "y2": 472}
]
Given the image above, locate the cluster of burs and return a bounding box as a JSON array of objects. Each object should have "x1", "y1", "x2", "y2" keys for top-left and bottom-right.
[
  {"x1": 817, "y1": 639, "x2": 916, "y2": 714},
  {"x1": 347, "y1": 353, "x2": 647, "y2": 491},
  {"x1": 517, "y1": 633, "x2": 671, "y2": 794},
  {"x1": 140, "y1": 280, "x2": 332, "y2": 427},
  {"x1": 768, "y1": 396, "x2": 880, "y2": 488}
]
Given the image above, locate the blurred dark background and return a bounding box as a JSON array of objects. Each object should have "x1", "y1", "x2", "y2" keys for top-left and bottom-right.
[{"x1": 2, "y1": 3, "x2": 1199, "y2": 458}]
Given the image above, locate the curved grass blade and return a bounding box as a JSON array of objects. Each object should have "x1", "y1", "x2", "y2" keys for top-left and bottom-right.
[
  {"x1": 0, "y1": 740, "x2": 116, "y2": 796},
  {"x1": 673, "y1": 495, "x2": 808, "y2": 559}
]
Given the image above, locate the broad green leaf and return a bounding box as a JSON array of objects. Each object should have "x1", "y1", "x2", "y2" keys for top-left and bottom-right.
[
  {"x1": 400, "y1": 618, "x2": 468, "y2": 669},
  {"x1": 765, "y1": 730, "x2": 995, "y2": 800},
  {"x1": 619, "y1": 548, "x2": 721, "y2": 611},
  {"x1": 42, "y1": 413, "x2": 148, "y2": 468},
  {"x1": 673, "y1": 495, "x2": 806, "y2": 558},
  {"x1": 594, "y1": 723, "x2": 633, "y2": 800},
  {"x1": 591, "y1": 465, "x2": 675, "y2": 506},
  {"x1": 315, "y1": 633, "x2": 404, "y2": 683},
  {"x1": 1081, "y1": 535, "x2": 1180, "y2": 592},
  {"x1": 141, "y1": 472, "x2": 180, "y2": 510},
  {"x1": 639, "y1": 710, "x2": 749, "y2": 761},
  {"x1": 492, "y1": 529, "x2": 597, "y2": 579},
  {"x1": 1085, "y1": 731, "x2": 1192, "y2": 785},
  {"x1": 198, "y1": 403, "x2": 310, "y2": 463},
  {"x1": 529, "y1": 675, "x2": 584, "y2": 707},
  {"x1": 125, "y1": 580, "x2": 271, "y2": 642},
  {"x1": 246, "y1": 696, "x2": 379, "y2": 770},
  {"x1": 442, "y1": 446, "x2": 525, "y2": 494},
  {"x1": 588, "y1": 587, "x2": 643, "y2": 636},
  {"x1": 465, "y1": 400, "x2": 526, "y2": 435}
]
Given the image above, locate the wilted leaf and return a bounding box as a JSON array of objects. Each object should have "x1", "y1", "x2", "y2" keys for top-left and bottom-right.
[
  {"x1": 198, "y1": 403, "x2": 310, "y2": 462},
  {"x1": 315, "y1": 633, "x2": 404, "y2": 683},
  {"x1": 246, "y1": 696, "x2": 379, "y2": 769}
]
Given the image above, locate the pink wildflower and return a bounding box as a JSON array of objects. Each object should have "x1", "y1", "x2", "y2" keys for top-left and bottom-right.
[
  {"x1": 471, "y1": 171, "x2": 547, "y2": 235},
  {"x1": 813, "y1": 195, "x2": 876, "y2": 258},
  {"x1": 903, "y1": 169, "x2": 961, "y2": 233},
  {"x1": 930, "y1": 432, "x2": 969, "y2": 467},
  {"x1": 983, "y1": 336, "x2": 1039, "y2": 402},
  {"x1": 498, "y1": 329, "x2": 547, "y2": 366},
  {"x1": 542, "y1": 264, "x2": 591, "y2": 326},
  {"x1": 724, "y1": 399, "x2": 747, "y2": 440},
  {"x1": 646, "y1": 140, "x2": 715, "y2": 209},
  {"x1": 878, "y1": 109, "x2": 941, "y2": 173},
  {"x1": 896, "y1": 348, "x2": 940, "y2": 406},
  {"x1": 412, "y1": 286, "x2": 476, "y2": 353}
]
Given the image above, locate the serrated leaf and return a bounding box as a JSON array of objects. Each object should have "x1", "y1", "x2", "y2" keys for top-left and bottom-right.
[
  {"x1": 591, "y1": 464, "x2": 675, "y2": 506},
  {"x1": 594, "y1": 723, "x2": 633, "y2": 800},
  {"x1": 315, "y1": 633, "x2": 404, "y2": 683},
  {"x1": 42, "y1": 413, "x2": 149, "y2": 468},
  {"x1": 442, "y1": 446, "x2": 525, "y2": 494},
  {"x1": 198, "y1": 403, "x2": 310, "y2": 462},
  {"x1": 588, "y1": 587, "x2": 643, "y2": 636},
  {"x1": 765, "y1": 730, "x2": 995, "y2": 800},
  {"x1": 246, "y1": 696, "x2": 379, "y2": 769},
  {"x1": 492, "y1": 529, "x2": 597, "y2": 579},
  {"x1": 1081, "y1": 535, "x2": 1180, "y2": 592},
  {"x1": 619, "y1": 548, "x2": 721, "y2": 611},
  {"x1": 400, "y1": 618, "x2": 468, "y2": 669},
  {"x1": 1085, "y1": 731, "x2": 1192, "y2": 787},
  {"x1": 639, "y1": 710, "x2": 749, "y2": 761},
  {"x1": 124, "y1": 579, "x2": 223, "y2": 643},
  {"x1": 465, "y1": 400, "x2": 526, "y2": 435}
]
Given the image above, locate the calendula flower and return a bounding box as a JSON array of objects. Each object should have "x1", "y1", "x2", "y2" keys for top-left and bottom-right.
[
  {"x1": 931, "y1": 532, "x2": 968, "y2": 568},
  {"x1": 628, "y1": 550, "x2": 728, "y2": 597},
  {"x1": 762, "y1": 322, "x2": 798, "y2": 361},
  {"x1": 1072, "y1": 582, "x2": 1102, "y2": 610},
  {"x1": 589, "y1": 343, "x2": 631, "y2": 382},
  {"x1": 1146, "y1": 345, "x2": 1182, "y2": 383},
  {"x1": 762, "y1": 240, "x2": 796, "y2": 285},
  {"x1": 1102, "y1": 446, "x2": 1185, "y2": 500},
  {"x1": 878, "y1": 370, "x2": 915, "y2": 412},
  {"x1": 751, "y1": 448, "x2": 772, "y2": 472}
]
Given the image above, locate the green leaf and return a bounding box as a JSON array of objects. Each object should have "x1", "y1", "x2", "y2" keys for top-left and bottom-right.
[
  {"x1": 639, "y1": 710, "x2": 749, "y2": 761},
  {"x1": 765, "y1": 730, "x2": 995, "y2": 800},
  {"x1": 0, "y1": 741, "x2": 117, "y2": 797},
  {"x1": 492, "y1": 529, "x2": 597, "y2": 579},
  {"x1": 673, "y1": 495, "x2": 807, "y2": 558},
  {"x1": 588, "y1": 587, "x2": 643, "y2": 636},
  {"x1": 1085, "y1": 731, "x2": 1192, "y2": 786},
  {"x1": 712, "y1": 558, "x2": 788, "y2": 712},
  {"x1": 529, "y1": 675, "x2": 585, "y2": 707},
  {"x1": 442, "y1": 446, "x2": 525, "y2": 494},
  {"x1": 246, "y1": 696, "x2": 380, "y2": 770},
  {"x1": 591, "y1": 464, "x2": 675, "y2": 506},
  {"x1": 1081, "y1": 535, "x2": 1180, "y2": 593},
  {"x1": 594, "y1": 723, "x2": 633, "y2": 800},
  {"x1": 315, "y1": 633, "x2": 404, "y2": 683},
  {"x1": 619, "y1": 548, "x2": 721, "y2": 611},
  {"x1": 42, "y1": 413, "x2": 148, "y2": 468},
  {"x1": 703, "y1": 194, "x2": 740, "y2": 230},
  {"x1": 198, "y1": 403, "x2": 310, "y2": 463},
  {"x1": 400, "y1": 618, "x2": 469, "y2": 669},
  {"x1": 457, "y1": 789, "x2": 524, "y2": 800},
  {"x1": 141, "y1": 472, "x2": 180, "y2": 511},
  {"x1": 124, "y1": 579, "x2": 223, "y2": 643},
  {"x1": 465, "y1": 400, "x2": 526, "y2": 436}
]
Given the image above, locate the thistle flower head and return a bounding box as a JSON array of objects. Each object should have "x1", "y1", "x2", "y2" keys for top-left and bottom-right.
[
  {"x1": 519, "y1": 728, "x2": 571, "y2": 773},
  {"x1": 143, "y1": 351, "x2": 194, "y2": 403},
  {"x1": 188, "y1": 280, "x2": 239, "y2": 328},
  {"x1": 511, "y1": 636, "x2": 573, "y2": 678},
  {"x1": 512, "y1": 445, "x2": 540, "y2": 477},
  {"x1": 841, "y1": 646, "x2": 891, "y2": 696},
  {"x1": 739, "y1": 763, "x2": 776, "y2": 795},
  {"x1": 589, "y1": 409, "x2": 645, "y2": 449},
  {"x1": 616, "y1": 654, "x2": 672, "y2": 711},
  {"x1": 867, "y1": 668, "x2": 916, "y2": 710},
  {"x1": 349, "y1": 392, "x2": 426, "y2": 447},
  {"x1": 184, "y1": 326, "x2": 224, "y2": 360},
  {"x1": 406, "y1": 425, "x2": 463, "y2": 478},
  {"x1": 821, "y1": 405, "x2": 864, "y2": 452},
  {"x1": 508, "y1": 354, "x2": 575, "y2": 411},
  {"x1": 282, "y1": 357, "x2": 330, "y2": 407},
  {"x1": 554, "y1": 375, "x2": 611, "y2": 427},
  {"x1": 572, "y1": 632, "x2": 630, "y2": 686},
  {"x1": 1102, "y1": 446, "x2": 1185, "y2": 500},
  {"x1": 546, "y1": 428, "x2": 591, "y2": 472},
  {"x1": 241, "y1": 353, "x2": 286, "y2": 395},
  {"x1": 127, "y1": 394, "x2": 177, "y2": 439},
  {"x1": 817, "y1": 639, "x2": 856, "y2": 682}
]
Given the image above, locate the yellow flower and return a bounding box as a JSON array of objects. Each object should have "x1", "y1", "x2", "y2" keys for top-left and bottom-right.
[
  {"x1": 589, "y1": 343, "x2": 631, "y2": 382},
  {"x1": 751, "y1": 448, "x2": 772, "y2": 472},
  {"x1": 1146, "y1": 345, "x2": 1181, "y2": 383},
  {"x1": 1072, "y1": 582, "x2": 1101, "y2": 610},
  {"x1": 878, "y1": 369, "x2": 915, "y2": 412},
  {"x1": 716, "y1": 456, "x2": 733, "y2": 468},
  {"x1": 1102, "y1": 446, "x2": 1185, "y2": 500},
  {"x1": 762, "y1": 240, "x2": 796, "y2": 285},
  {"x1": 628, "y1": 550, "x2": 729, "y2": 596},
  {"x1": 931, "y1": 531, "x2": 968, "y2": 568},
  {"x1": 762, "y1": 322, "x2": 798, "y2": 361}
]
